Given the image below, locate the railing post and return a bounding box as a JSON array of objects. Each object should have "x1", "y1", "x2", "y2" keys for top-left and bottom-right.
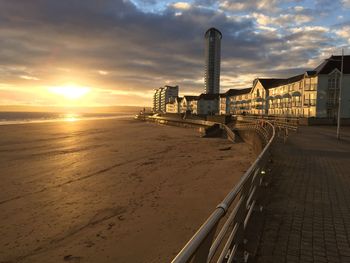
[
  {"x1": 231, "y1": 176, "x2": 253, "y2": 262},
  {"x1": 192, "y1": 223, "x2": 219, "y2": 263}
]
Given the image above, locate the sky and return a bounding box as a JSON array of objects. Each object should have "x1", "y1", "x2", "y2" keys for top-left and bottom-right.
[{"x1": 0, "y1": 0, "x2": 350, "y2": 108}]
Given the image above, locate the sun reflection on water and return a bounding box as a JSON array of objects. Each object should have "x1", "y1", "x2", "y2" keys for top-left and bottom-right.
[{"x1": 63, "y1": 113, "x2": 80, "y2": 122}]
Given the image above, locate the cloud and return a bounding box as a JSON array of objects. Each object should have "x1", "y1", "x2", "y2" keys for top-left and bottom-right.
[
  {"x1": 335, "y1": 25, "x2": 350, "y2": 44},
  {"x1": 342, "y1": 0, "x2": 350, "y2": 7},
  {"x1": 0, "y1": 0, "x2": 348, "y2": 106},
  {"x1": 20, "y1": 75, "x2": 40, "y2": 81},
  {"x1": 98, "y1": 70, "x2": 108, "y2": 75},
  {"x1": 171, "y1": 2, "x2": 192, "y2": 10},
  {"x1": 219, "y1": 0, "x2": 281, "y2": 12}
]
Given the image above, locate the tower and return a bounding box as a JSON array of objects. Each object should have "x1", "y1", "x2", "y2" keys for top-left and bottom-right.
[{"x1": 204, "y1": 27, "x2": 222, "y2": 94}]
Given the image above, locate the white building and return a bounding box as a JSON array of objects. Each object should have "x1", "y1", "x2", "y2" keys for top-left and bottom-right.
[
  {"x1": 229, "y1": 88, "x2": 252, "y2": 115},
  {"x1": 153, "y1": 85, "x2": 179, "y2": 113},
  {"x1": 154, "y1": 55, "x2": 350, "y2": 119},
  {"x1": 228, "y1": 55, "x2": 350, "y2": 118},
  {"x1": 314, "y1": 56, "x2": 350, "y2": 118},
  {"x1": 219, "y1": 89, "x2": 241, "y2": 115},
  {"x1": 180, "y1": 96, "x2": 199, "y2": 114},
  {"x1": 152, "y1": 88, "x2": 163, "y2": 113},
  {"x1": 165, "y1": 97, "x2": 182, "y2": 113}
]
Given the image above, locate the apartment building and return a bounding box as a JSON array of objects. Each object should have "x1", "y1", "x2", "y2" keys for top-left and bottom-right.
[
  {"x1": 166, "y1": 97, "x2": 182, "y2": 113},
  {"x1": 229, "y1": 88, "x2": 252, "y2": 115},
  {"x1": 180, "y1": 96, "x2": 199, "y2": 114},
  {"x1": 220, "y1": 89, "x2": 248, "y2": 115},
  {"x1": 227, "y1": 55, "x2": 350, "y2": 118},
  {"x1": 152, "y1": 85, "x2": 179, "y2": 113}
]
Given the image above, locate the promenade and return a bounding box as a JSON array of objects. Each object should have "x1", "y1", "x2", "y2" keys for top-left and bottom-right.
[{"x1": 253, "y1": 126, "x2": 350, "y2": 263}]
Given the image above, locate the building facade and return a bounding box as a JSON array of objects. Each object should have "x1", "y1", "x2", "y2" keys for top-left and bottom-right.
[
  {"x1": 166, "y1": 97, "x2": 182, "y2": 113},
  {"x1": 219, "y1": 89, "x2": 243, "y2": 115},
  {"x1": 204, "y1": 28, "x2": 222, "y2": 94},
  {"x1": 197, "y1": 94, "x2": 219, "y2": 115},
  {"x1": 152, "y1": 85, "x2": 179, "y2": 113},
  {"x1": 229, "y1": 88, "x2": 252, "y2": 115},
  {"x1": 227, "y1": 55, "x2": 350, "y2": 118},
  {"x1": 180, "y1": 96, "x2": 199, "y2": 114},
  {"x1": 152, "y1": 88, "x2": 162, "y2": 113},
  {"x1": 153, "y1": 56, "x2": 349, "y2": 118}
]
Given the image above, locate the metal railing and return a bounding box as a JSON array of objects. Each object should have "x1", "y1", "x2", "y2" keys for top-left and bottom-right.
[
  {"x1": 171, "y1": 119, "x2": 275, "y2": 263},
  {"x1": 235, "y1": 115, "x2": 299, "y2": 133}
]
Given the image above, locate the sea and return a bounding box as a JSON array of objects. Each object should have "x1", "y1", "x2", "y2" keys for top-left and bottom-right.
[{"x1": 0, "y1": 112, "x2": 134, "y2": 125}]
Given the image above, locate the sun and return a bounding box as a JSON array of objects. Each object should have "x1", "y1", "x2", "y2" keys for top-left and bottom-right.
[{"x1": 48, "y1": 85, "x2": 90, "y2": 100}]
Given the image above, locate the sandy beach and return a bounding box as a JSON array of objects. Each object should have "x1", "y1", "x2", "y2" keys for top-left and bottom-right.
[{"x1": 0, "y1": 118, "x2": 254, "y2": 263}]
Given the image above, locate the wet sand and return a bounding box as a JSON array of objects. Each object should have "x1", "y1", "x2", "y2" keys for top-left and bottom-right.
[{"x1": 0, "y1": 118, "x2": 254, "y2": 263}]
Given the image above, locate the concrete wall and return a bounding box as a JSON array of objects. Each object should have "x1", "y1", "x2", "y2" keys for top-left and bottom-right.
[
  {"x1": 235, "y1": 129, "x2": 263, "y2": 156},
  {"x1": 206, "y1": 115, "x2": 232, "y2": 124}
]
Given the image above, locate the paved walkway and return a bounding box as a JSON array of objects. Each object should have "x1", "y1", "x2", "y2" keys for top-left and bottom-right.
[{"x1": 253, "y1": 126, "x2": 350, "y2": 263}]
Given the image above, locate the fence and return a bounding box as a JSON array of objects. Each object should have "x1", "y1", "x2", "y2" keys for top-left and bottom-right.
[
  {"x1": 236, "y1": 115, "x2": 298, "y2": 135},
  {"x1": 171, "y1": 119, "x2": 276, "y2": 263}
]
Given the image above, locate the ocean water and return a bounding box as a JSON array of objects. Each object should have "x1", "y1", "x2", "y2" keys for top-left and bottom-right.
[{"x1": 0, "y1": 112, "x2": 133, "y2": 125}]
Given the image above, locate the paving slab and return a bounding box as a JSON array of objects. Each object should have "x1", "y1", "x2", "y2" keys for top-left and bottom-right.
[{"x1": 253, "y1": 126, "x2": 350, "y2": 263}]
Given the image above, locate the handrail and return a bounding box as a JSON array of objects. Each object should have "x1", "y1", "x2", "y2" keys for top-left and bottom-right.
[{"x1": 171, "y1": 119, "x2": 276, "y2": 263}]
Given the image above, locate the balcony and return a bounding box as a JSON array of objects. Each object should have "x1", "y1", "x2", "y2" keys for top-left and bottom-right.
[
  {"x1": 304, "y1": 99, "x2": 316, "y2": 106},
  {"x1": 304, "y1": 84, "x2": 317, "y2": 91},
  {"x1": 292, "y1": 101, "x2": 302, "y2": 107}
]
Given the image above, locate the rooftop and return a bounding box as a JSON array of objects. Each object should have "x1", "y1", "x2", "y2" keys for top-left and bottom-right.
[
  {"x1": 258, "y1": 74, "x2": 304, "y2": 89},
  {"x1": 315, "y1": 55, "x2": 350, "y2": 74},
  {"x1": 198, "y1": 93, "x2": 219, "y2": 100},
  {"x1": 183, "y1": 95, "x2": 199, "y2": 101},
  {"x1": 204, "y1": 27, "x2": 222, "y2": 39}
]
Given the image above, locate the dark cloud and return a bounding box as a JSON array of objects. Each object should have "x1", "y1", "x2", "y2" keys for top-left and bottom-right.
[{"x1": 0, "y1": 0, "x2": 346, "y2": 106}]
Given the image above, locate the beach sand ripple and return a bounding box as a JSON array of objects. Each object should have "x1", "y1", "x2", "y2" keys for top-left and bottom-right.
[{"x1": 0, "y1": 119, "x2": 254, "y2": 263}]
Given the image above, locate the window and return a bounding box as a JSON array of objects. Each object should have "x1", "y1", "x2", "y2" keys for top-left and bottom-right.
[{"x1": 327, "y1": 72, "x2": 340, "y2": 112}]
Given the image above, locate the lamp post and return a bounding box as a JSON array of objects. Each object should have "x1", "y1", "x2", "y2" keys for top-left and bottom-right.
[{"x1": 336, "y1": 49, "x2": 344, "y2": 140}]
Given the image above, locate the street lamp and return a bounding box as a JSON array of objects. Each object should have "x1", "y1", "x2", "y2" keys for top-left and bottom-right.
[
  {"x1": 337, "y1": 49, "x2": 344, "y2": 140},
  {"x1": 326, "y1": 49, "x2": 345, "y2": 139}
]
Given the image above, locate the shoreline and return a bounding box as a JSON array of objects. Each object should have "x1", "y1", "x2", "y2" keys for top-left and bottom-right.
[{"x1": 0, "y1": 114, "x2": 134, "y2": 126}]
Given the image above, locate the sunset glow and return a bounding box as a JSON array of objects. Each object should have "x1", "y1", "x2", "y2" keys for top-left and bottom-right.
[{"x1": 48, "y1": 85, "x2": 91, "y2": 100}]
